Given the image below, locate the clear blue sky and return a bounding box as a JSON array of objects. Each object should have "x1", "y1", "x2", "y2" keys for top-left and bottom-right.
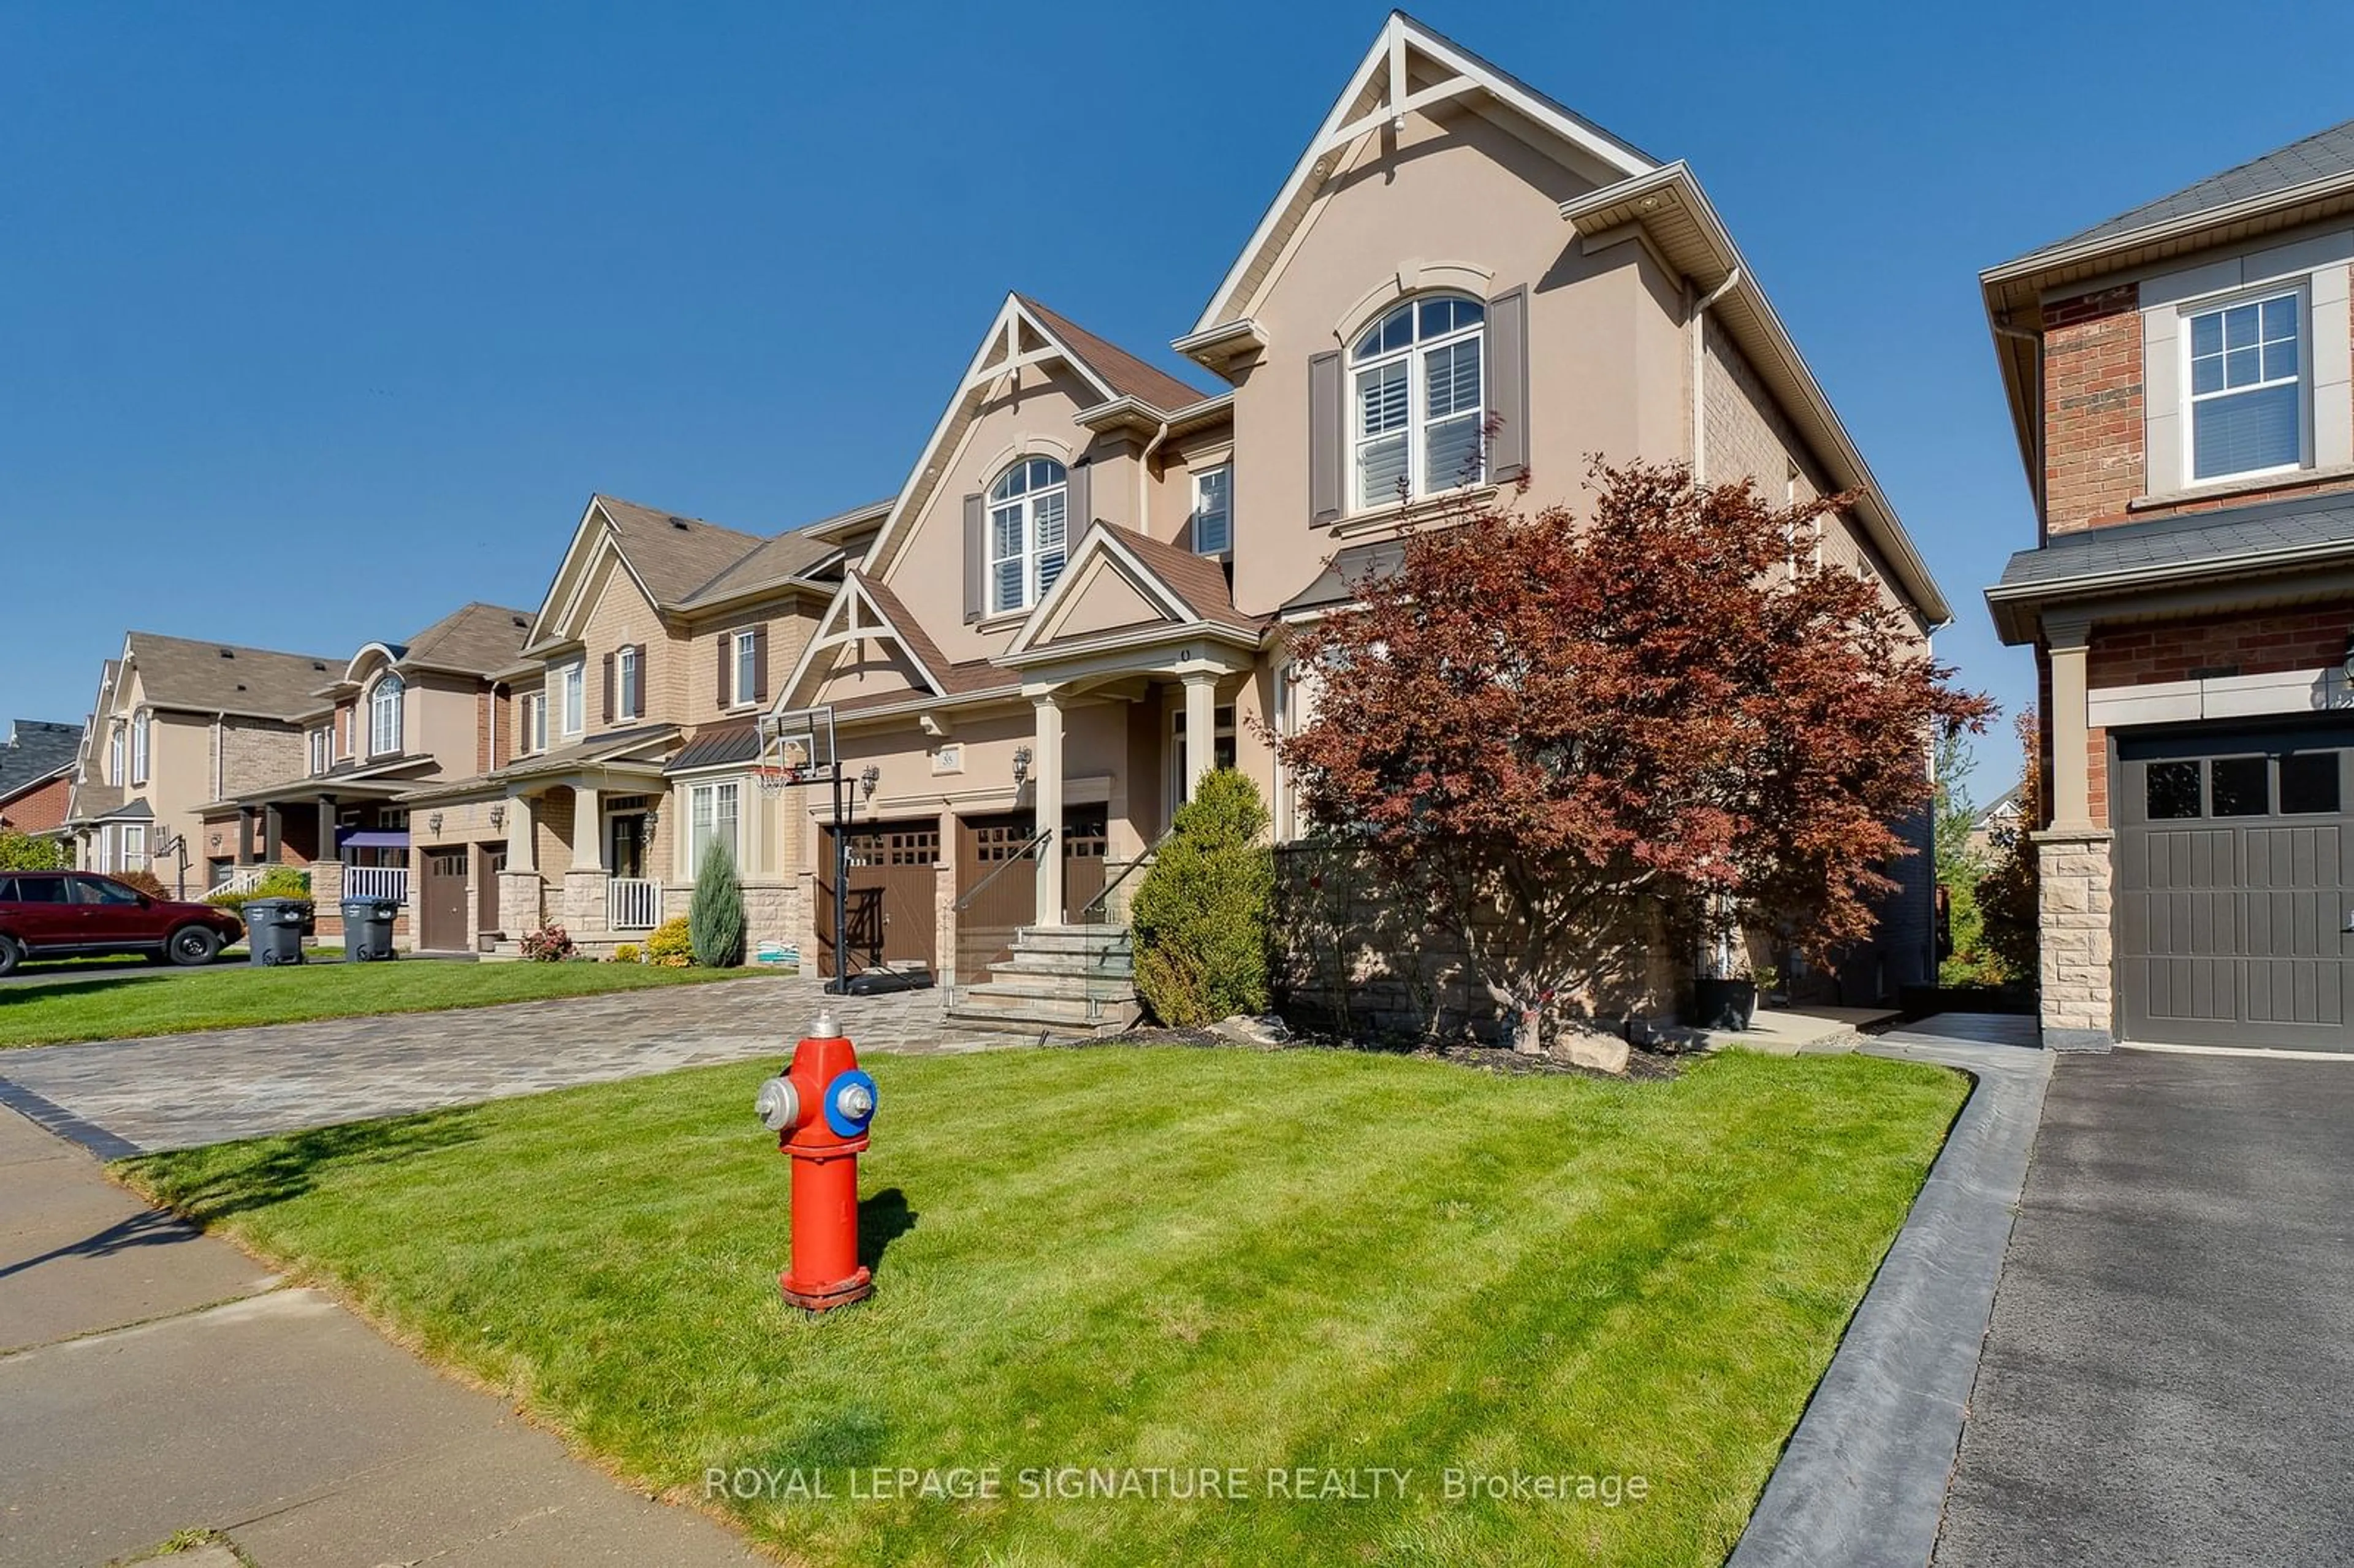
[{"x1": 6, "y1": 1, "x2": 2350, "y2": 799}]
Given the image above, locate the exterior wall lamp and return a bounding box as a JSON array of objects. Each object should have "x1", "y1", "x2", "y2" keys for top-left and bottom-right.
[
  {"x1": 1012, "y1": 746, "x2": 1033, "y2": 787},
  {"x1": 489, "y1": 804, "x2": 506, "y2": 831},
  {"x1": 859, "y1": 764, "x2": 880, "y2": 800},
  {"x1": 427, "y1": 812, "x2": 443, "y2": 834}
]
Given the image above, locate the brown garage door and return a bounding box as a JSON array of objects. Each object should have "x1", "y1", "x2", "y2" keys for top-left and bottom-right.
[
  {"x1": 955, "y1": 809, "x2": 1111, "y2": 979},
  {"x1": 815, "y1": 820, "x2": 940, "y2": 979},
  {"x1": 2116, "y1": 724, "x2": 2353, "y2": 1048},
  {"x1": 419, "y1": 847, "x2": 470, "y2": 953}
]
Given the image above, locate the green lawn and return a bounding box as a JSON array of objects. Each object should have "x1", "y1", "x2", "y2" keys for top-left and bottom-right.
[
  {"x1": 0, "y1": 960, "x2": 748, "y2": 1047},
  {"x1": 121, "y1": 1045, "x2": 1964, "y2": 1567}
]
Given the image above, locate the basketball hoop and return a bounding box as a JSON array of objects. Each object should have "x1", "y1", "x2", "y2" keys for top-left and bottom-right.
[{"x1": 756, "y1": 764, "x2": 798, "y2": 795}]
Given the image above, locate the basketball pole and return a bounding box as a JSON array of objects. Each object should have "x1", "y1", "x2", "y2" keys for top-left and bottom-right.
[{"x1": 828, "y1": 758, "x2": 850, "y2": 996}]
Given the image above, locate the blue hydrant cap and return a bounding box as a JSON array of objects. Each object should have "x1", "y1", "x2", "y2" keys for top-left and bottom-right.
[{"x1": 825, "y1": 1069, "x2": 878, "y2": 1136}]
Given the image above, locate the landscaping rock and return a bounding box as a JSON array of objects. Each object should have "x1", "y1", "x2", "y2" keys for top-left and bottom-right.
[
  {"x1": 1211, "y1": 1013, "x2": 1291, "y2": 1046},
  {"x1": 1553, "y1": 1026, "x2": 1631, "y2": 1075}
]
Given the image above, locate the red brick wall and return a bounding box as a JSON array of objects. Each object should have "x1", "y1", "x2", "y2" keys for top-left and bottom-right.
[
  {"x1": 2078, "y1": 603, "x2": 2354, "y2": 826},
  {"x1": 0, "y1": 775, "x2": 70, "y2": 833},
  {"x1": 2043, "y1": 286, "x2": 2144, "y2": 535}
]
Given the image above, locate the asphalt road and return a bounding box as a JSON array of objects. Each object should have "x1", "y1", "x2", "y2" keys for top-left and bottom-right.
[{"x1": 1935, "y1": 1047, "x2": 2354, "y2": 1567}]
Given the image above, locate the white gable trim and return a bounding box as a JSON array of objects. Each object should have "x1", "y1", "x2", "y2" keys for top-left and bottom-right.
[
  {"x1": 860, "y1": 295, "x2": 1127, "y2": 582},
  {"x1": 524, "y1": 498, "x2": 665, "y2": 655},
  {"x1": 774, "y1": 574, "x2": 947, "y2": 712},
  {"x1": 1002, "y1": 526, "x2": 1197, "y2": 658},
  {"x1": 1187, "y1": 14, "x2": 1654, "y2": 339}
]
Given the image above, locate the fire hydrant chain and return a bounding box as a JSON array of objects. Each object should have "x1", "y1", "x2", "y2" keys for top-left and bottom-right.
[{"x1": 753, "y1": 1013, "x2": 878, "y2": 1313}]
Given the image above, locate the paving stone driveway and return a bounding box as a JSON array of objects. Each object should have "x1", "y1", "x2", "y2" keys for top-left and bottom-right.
[{"x1": 0, "y1": 976, "x2": 1010, "y2": 1156}]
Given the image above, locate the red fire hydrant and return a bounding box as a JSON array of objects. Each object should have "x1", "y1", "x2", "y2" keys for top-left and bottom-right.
[{"x1": 753, "y1": 1010, "x2": 879, "y2": 1312}]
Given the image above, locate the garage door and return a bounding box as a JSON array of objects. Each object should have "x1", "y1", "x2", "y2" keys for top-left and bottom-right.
[
  {"x1": 2116, "y1": 725, "x2": 2353, "y2": 1048},
  {"x1": 815, "y1": 820, "x2": 939, "y2": 979}
]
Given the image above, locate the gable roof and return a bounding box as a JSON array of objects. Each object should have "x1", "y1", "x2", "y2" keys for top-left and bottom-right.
[
  {"x1": 0, "y1": 721, "x2": 83, "y2": 798},
  {"x1": 592, "y1": 495, "x2": 772, "y2": 607},
  {"x1": 124, "y1": 633, "x2": 338, "y2": 720},
  {"x1": 1016, "y1": 297, "x2": 1213, "y2": 414},
  {"x1": 1003, "y1": 524, "x2": 1262, "y2": 661},
  {"x1": 677, "y1": 527, "x2": 840, "y2": 609},
  {"x1": 399, "y1": 602, "x2": 535, "y2": 677},
  {"x1": 1187, "y1": 11, "x2": 1656, "y2": 341}
]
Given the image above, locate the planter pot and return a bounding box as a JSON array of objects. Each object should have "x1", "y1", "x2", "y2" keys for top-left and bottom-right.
[{"x1": 1690, "y1": 977, "x2": 1759, "y2": 1032}]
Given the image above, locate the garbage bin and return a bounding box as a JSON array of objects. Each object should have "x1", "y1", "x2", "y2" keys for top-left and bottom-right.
[
  {"x1": 341, "y1": 898, "x2": 399, "y2": 962},
  {"x1": 244, "y1": 897, "x2": 310, "y2": 967}
]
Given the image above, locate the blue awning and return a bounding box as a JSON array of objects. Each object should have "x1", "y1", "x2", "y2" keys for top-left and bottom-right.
[{"x1": 340, "y1": 830, "x2": 409, "y2": 849}]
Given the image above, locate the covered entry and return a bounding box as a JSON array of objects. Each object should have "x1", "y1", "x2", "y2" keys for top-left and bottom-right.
[
  {"x1": 816, "y1": 819, "x2": 940, "y2": 979},
  {"x1": 2116, "y1": 723, "x2": 2353, "y2": 1048},
  {"x1": 953, "y1": 808, "x2": 1109, "y2": 981}
]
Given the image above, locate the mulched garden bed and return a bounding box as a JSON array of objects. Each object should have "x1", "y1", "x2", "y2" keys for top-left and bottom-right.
[{"x1": 1077, "y1": 1021, "x2": 1688, "y2": 1082}]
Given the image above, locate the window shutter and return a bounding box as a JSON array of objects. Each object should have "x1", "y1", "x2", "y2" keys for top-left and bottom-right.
[
  {"x1": 601, "y1": 653, "x2": 615, "y2": 726},
  {"x1": 1487, "y1": 285, "x2": 1531, "y2": 484},
  {"x1": 752, "y1": 624, "x2": 769, "y2": 703},
  {"x1": 1308, "y1": 349, "x2": 1344, "y2": 526},
  {"x1": 962, "y1": 492, "x2": 985, "y2": 623},
  {"x1": 633, "y1": 643, "x2": 648, "y2": 718},
  {"x1": 717, "y1": 634, "x2": 732, "y2": 707},
  {"x1": 1068, "y1": 459, "x2": 1092, "y2": 536}
]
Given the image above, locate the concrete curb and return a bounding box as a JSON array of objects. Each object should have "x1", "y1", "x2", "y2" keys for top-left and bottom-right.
[{"x1": 1726, "y1": 1016, "x2": 2052, "y2": 1568}]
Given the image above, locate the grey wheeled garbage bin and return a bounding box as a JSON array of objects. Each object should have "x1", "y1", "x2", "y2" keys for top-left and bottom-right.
[
  {"x1": 341, "y1": 898, "x2": 398, "y2": 962},
  {"x1": 244, "y1": 897, "x2": 310, "y2": 966}
]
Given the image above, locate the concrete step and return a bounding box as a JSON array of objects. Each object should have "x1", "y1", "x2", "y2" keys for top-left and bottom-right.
[
  {"x1": 939, "y1": 1010, "x2": 1123, "y2": 1041},
  {"x1": 961, "y1": 978, "x2": 1139, "y2": 1006},
  {"x1": 993, "y1": 951, "x2": 1137, "y2": 981},
  {"x1": 1011, "y1": 925, "x2": 1133, "y2": 956}
]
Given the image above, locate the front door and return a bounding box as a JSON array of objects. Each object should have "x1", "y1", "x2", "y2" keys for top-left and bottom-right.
[
  {"x1": 2116, "y1": 723, "x2": 2353, "y2": 1048},
  {"x1": 419, "y1": 847, "x2": 470, "y2": 952},
  {"x1": 608, "y1": 813, "x2": 648, "y2": 880},
  {"x1": 477, "y1": 843, "x2": 506, "y2": 940}
]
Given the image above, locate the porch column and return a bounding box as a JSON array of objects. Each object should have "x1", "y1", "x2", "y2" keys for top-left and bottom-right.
[
  {"x1": 1032, "y1": 691, "x2": 1064, "y2": 925},
  {"x1": 2046, "y1": 618, "x2": 2095, "y2": 831},
  {"x1": 237, "y1": 807, "x2": 256, "y2": 865},
  {"x1": 316, "y1": 796, "x2": 337, "y2": 864},
  {"x1": 506, "y1": 793, "x2": 536, "y2": 872},
  {"x1": 571, "y1": 785, "x2": 604, "y2": 870},
  {"x1": 262, "y1": 804, "x2": 282, "y2": 863},
  {"x1": 1183, "y1": 671, "x2": 1219, "y2": 801}
]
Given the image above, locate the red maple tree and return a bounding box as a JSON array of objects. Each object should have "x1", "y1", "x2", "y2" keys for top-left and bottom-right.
[{"x1": 1276, "y1": 460, "x2": 1991, "y2": 1043}]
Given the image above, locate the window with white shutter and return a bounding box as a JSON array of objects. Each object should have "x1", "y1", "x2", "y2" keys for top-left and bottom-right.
[
  {"x1": 1350, "y1": 295, "x2": 1485, "y2": 508},
  {"x1": 986, "y1": 457, "x2": 1068, "y2": 615}
]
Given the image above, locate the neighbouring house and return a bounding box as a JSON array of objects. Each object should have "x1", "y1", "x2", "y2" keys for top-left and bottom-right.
[
  {"x1": 193, "y1": 602, "x2": 534, "y2": 938},
  {"x1": 0, "y1": 720, "x2": 83, "y2": 837},
  {"x1": 749, "y1": 13, "x2": 1953, "y2": 1032},
  {"x1": 61, "y1": 636, "x2": 339, "y2": 898},
  {"x1": 396, "y1": 498, "x2": 859, "y2": 956},
  {"x1": 1966, "y1": 783, "x2": 2026, "y2": 864},
  {"x1": 1984, "y1": 116, "x2": 2354, "y2": 1050}
]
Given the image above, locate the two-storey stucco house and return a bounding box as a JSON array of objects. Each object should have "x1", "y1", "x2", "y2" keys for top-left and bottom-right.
[
  {"x1": 193, "y1": 602, "x2": 533, "y2": 933},
  {"x1": 1984, "y1": 118, "x2": 2354, "y2": 1050},
  {"x1": 398, "y1": 495, "x2": 856, "y2": 955},
  {"x1": 742, "y1": 14, "x2": 1952, "y2": 1030}
]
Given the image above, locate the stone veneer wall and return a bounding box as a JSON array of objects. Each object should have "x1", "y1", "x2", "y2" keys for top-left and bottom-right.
[{"x1": 2034, "y1": 829, "x2": 2114, "y2": 1051}]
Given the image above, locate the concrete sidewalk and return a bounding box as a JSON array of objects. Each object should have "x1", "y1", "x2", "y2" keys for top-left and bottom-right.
[{"x1": 0, "y1": 1108, "x2": 764, "y2": 1566}]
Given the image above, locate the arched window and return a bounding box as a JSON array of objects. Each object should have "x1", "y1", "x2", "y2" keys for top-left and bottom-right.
[
  {"x1": 988, "y1": 457, "x2": 1069, "y2": 615},
  {"x1": 130, "y1": 710, "x2": 150, "y2": 785},
  {"x1": 370, "y1": 673, "x2": 405, "y2": 756},
  {"x1": 1350, "y1": 294, "x2": 1485, "y2": 508}
]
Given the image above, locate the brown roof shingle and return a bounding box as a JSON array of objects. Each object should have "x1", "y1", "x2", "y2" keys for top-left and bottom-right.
[
  {"x1": 402, "y1": 602, "x2": 536, "y2": 677},
  {"x1": 1104, "y1": 526, "x2": 1259, "y2": 634},
  {"x1": 680, "y1": 529, "x2": 839, "y2": 607},
  {"x1": 127, "y1": 633, "x2": 338, "y2": 720},
  {"x1": 1018, "y1": 297, "x2": 1213, "y2": 414},
  {"x1": 594, "y1": 495, "x2": 772, "y2": 609}
]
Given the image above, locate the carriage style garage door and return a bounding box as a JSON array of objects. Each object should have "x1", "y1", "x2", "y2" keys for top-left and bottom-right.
[
  {"x1": 2116, "y1": 724, "x2": 2353, "y2": 1048},
  {"x1": 817, "y1": 820, "x2": 940, "y2": 980}
]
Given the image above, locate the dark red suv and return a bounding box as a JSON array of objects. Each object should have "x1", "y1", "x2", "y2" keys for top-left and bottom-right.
[{"x1": 0, "y1": 872, "x2": 246, "y2": 976}]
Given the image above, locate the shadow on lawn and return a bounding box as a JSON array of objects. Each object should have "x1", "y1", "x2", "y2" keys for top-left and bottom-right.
[
  {"x1": 859, "y1": 1187, "x2": 918, "y2": 1271},
  {"x1": 127, "y1": 1109, "x2": 487, "y2": 1224}
]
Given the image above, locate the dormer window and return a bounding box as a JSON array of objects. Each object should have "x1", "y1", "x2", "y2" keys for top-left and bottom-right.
[
  {"x1": 988, "y1": 457, "x2": 1069, "y2": 615},
  {"x1": 1351, "y1": 295, "x2": 1485, "y2": 508},
  {"x1": 369, "y1": 673, "x2": 405, "y2": 756},
  {"x1": 2186, "y1": 288, "x2": 2305, "y2": 484}
]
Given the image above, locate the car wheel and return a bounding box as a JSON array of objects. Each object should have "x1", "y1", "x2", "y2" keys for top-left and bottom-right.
[
  {"x1": 166, "y1": 926, "x2": 221, "y2": 967},
  {"x1": 0, "y1": 936, "x2": 20, "y2": 978}
]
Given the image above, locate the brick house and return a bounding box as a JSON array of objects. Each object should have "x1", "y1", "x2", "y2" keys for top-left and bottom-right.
[
  {"x1": 1983, "y1": 118, "x2": 2354, "y2": 1049},
  {"x1": 0, "y1": 720, "x2": 82, "y2": 837}
]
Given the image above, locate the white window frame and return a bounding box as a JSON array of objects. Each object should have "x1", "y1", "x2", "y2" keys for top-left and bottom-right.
[
  {"x1": 121, "y1": 824, "x2": 147, "y2": 870},
  {"x1": 685, "y1": 778, "x2": 741, "y2": 871},
  {"x1": 93, "y1": 826, "x2": 112, "y2": 872},
  {"x1": 1349, "y1": 294, "x2": 1487, "y2": 510},
  {"x1": 731, "y1": 631, "x2": 758, "y2": 709},
  {"x1": 2181, "y1": 283, "x2": 2310, "y2": 489},
  {"x1": 1192, "y1": 463, "x2": 1233, "y2": 557},
  {"x1": 107, "y1": 726, "x2": 123, "y2": 786},
  {"x1": 517, "y1": 691, "x2": 546, "y2": 755},
  {"x1": 369, "y1": 674, "x2": 405, "y2": 757},
  {"x1": 309, "y1": 726, "x2": 330, "y2": 775},
  {"x1": 617, "y1": 644, "x2": 641, "y2": 721},
  {"x1": 560, "y1": 663, "x2": 584, "y2": 737},
  {"x1": 986, "y1": 457, "x2": 1070, "y2": 616},
  {"x1": 130, "y1": 710, "x2": 150, "y2": 785}
]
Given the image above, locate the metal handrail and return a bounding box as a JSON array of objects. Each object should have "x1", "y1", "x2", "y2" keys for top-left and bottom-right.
[
  {"x1": 1078, "y1": 826, "x2": 1178, "y2": 921},
  {"x1": 953, "y1": 829, "x2": 1051, "y2": 913}
]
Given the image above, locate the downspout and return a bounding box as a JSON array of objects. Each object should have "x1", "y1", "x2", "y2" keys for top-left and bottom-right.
[
  {"x1": 1138, "y1": 416, "x2": 1173, "y2": 537},
  {"x1": 1689, "y1": 266, "x2": 1743, "y2": 485}
]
